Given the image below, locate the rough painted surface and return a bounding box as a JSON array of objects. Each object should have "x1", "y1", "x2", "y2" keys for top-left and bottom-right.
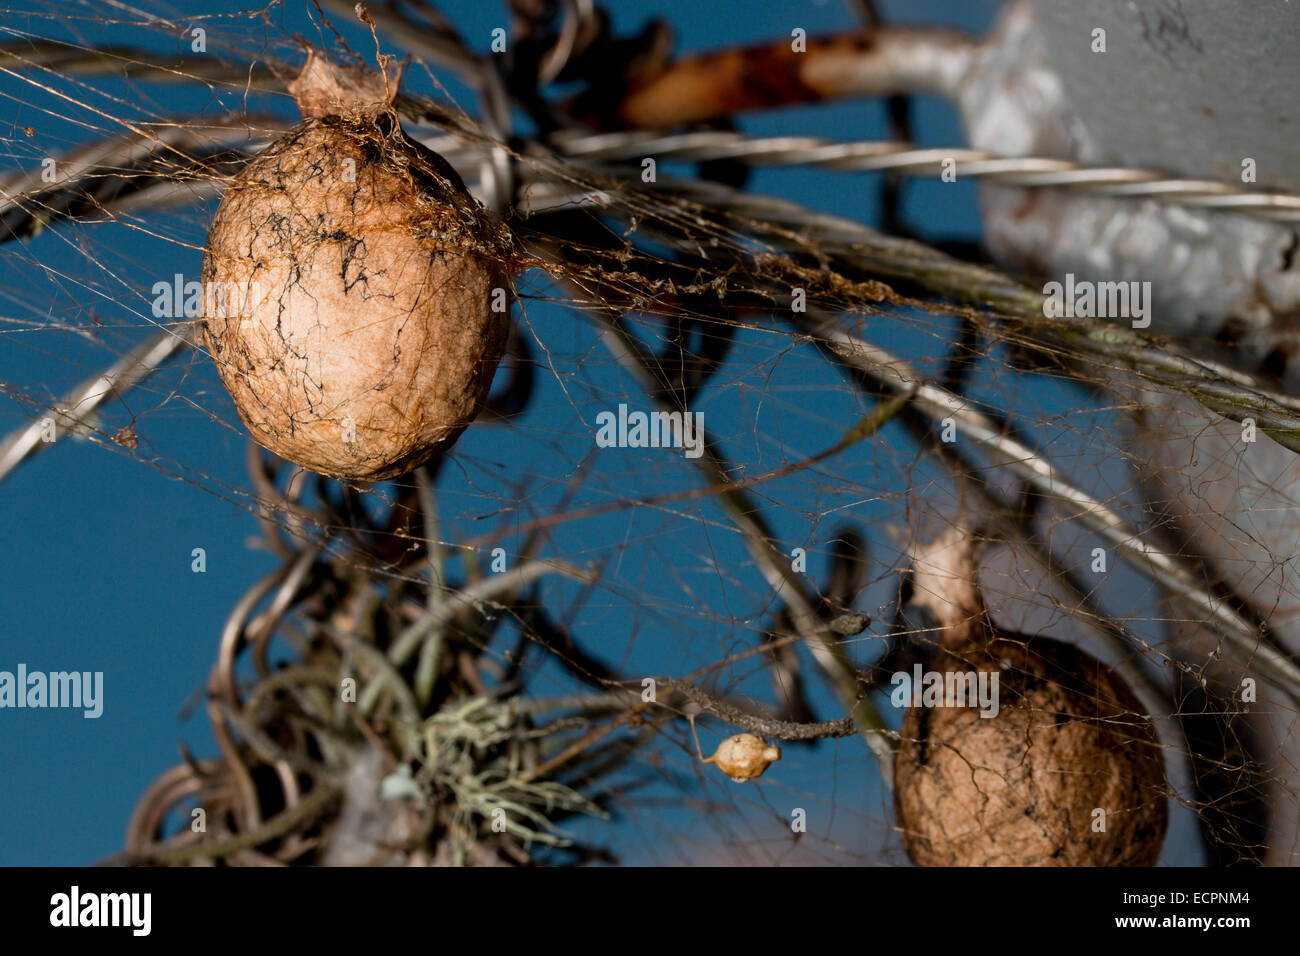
[{"x1": 962, "y1": 1, "x2": 1300, "y2": 385}]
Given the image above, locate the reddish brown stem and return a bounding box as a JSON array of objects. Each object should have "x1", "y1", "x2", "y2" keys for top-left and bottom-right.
[{"x1": 613, "y1": 27, "x2": 976, "y2": 129}]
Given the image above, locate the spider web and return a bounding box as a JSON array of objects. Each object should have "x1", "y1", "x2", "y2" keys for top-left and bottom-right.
[{"x1": 0, "y1": 0, "x2": 1294, "y2": 867}]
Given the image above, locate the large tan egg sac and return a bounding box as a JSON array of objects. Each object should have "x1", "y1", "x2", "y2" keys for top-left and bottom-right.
[
  {"x1": 893, "y1": 527, "x2": 1168, "y2": 866},
  {"x1": 895, "y1": 636, "x2": 1168, "y2": 866},
  {"x1": 202, "y1": 53, "x2": 510, "y2": 481}
]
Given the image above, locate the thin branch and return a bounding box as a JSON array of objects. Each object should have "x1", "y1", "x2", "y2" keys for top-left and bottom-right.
[{"x1": 656, "y1": 677, "x2": 859, "y2": 740}]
